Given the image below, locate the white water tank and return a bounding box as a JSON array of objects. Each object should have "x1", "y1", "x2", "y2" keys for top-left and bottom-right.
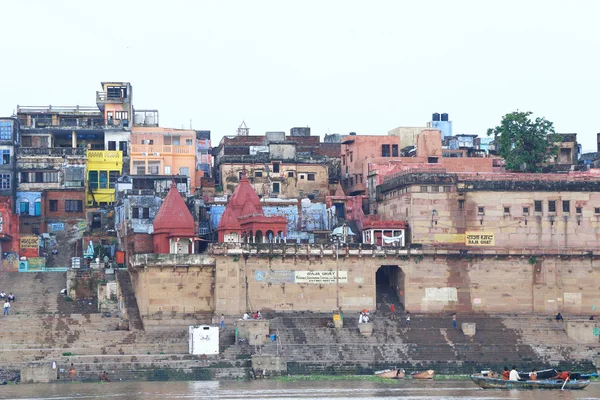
[{"x1": 189, "y1": 325, "x2": 219, "y2": 355}]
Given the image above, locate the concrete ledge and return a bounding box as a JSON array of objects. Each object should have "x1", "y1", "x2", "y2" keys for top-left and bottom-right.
[
  {"x1": 251, "y1": 354, "x2": 287, "y2": 374},
  {"x1": 21, "y1": 363, "x2": 57, "y2": 383},
  {"x1": 358, "y1": 322, "x2": 373, "y2": 336},
  {"x1": 461, "y1": 323, "x2": 476, "y2": 336},
  {"x1": 237, "y1": 320, "x2": 270, "y2": 345},
  {"x1": 566, "y1": 321, "x2": 599, "y2": 343}
]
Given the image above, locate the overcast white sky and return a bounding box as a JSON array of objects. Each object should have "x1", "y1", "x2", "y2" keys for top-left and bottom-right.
[{"x1": 2, "y1": 1, "x2": 599, "y2": 151}]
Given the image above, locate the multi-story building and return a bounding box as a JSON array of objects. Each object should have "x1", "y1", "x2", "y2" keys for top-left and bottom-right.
[
  {"x1": 0, "y1": 117, "x2": 19, "y2": 202},
  {"x1": 130, "y1": 127, "x2": 197, "y2": 192},
  {"x1": 213, "y1": 128, "x2": 340, "y2": 200},
  {"x1": 86, "y1": 150, "x2": 123, "y2": 206}
]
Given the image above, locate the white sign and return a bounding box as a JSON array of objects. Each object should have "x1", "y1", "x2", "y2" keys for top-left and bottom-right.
[
  {"x1": 424, "y1": 287, "x2": 458, "y2": 302},
  {"x1": 295, "y1": 271, "x2": 348, "y2": 284},
  {"x1": 189, "y1": 325, "x2": 219, "y2": 355}
]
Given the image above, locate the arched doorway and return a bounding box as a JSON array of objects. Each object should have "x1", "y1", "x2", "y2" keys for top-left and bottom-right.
[
  {"x1": 375, "y1": 265, "x2": 405, "y2": 311},
  {"x1": 255, "y1": 230, "x2": 263, "y2": 243},
  {"x1": 266, "y1": 230, "x2": 274, "y2": 243}
]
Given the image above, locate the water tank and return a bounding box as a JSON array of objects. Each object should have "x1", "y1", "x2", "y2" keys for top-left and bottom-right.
[
  {"x1": 432, "y1": 113, "x2": 440, "y2": 122},
  {"x1": 349, "y1": 132, "x2": 356, "y2": 136},
  {"x1": 441, "y1": 113, "x2": 449, "y2": 122},
  {"x1": 145, "y1": 114, "x2": 156, "y2": 126},
  {"x1": 134, "y1": 113, "x2": 144, "y2": 125}
]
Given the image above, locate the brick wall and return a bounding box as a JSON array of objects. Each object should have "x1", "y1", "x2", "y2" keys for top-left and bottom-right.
[{"x1": 45, "y1": 190, "x2": 86, "y2": 219}]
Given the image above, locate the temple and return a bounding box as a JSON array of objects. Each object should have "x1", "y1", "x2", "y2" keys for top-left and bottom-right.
[
  {"x1": 217, "y1": 172, "x2": 287, "y2": 243},
  {"x1": 152, "y1": 182, "x2": 196, "y2": 254}
]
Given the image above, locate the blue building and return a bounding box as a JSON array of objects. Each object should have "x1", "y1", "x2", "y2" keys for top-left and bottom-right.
[{"x1": 430, "y1": 113, "x2": 453, "y2": 139}]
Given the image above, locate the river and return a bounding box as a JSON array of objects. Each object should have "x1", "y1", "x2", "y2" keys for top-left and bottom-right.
[{"x1": 0, "y1": 380, "x2": 599, "y2": 399}]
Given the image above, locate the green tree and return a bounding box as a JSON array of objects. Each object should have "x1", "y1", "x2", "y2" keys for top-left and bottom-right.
[{"x1": 487, "y1": 111, "x2": 556, "y2": 172}]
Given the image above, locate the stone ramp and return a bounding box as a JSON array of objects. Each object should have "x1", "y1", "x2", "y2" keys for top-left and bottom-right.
[{"x1": 0, "y1": 271, "x2": 66, "y2": 314}]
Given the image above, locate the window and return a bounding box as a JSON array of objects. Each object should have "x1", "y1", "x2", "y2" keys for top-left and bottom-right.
[
  {"x1": 255, "y1": 171, "x2": 263, "y2": 178},
  {"x1": 109, "y1": 171, "x2": 119, "y2": 189},
  {"x1": 34, "y1": 199, "x2": 41, "y2": 216},
  {"x1": 186, "y1": 139, "x2": 193, "y2": 146},
  {"x1": 49, "y1": 200, "x2": 58, "y2": 212},
  {"x1": 238, "y1": 171, "x2": 243, "y2": 179},
  {"x1": 272, "y1": 163, "x2": 280, "y2": 173},
  {"x1": 172, "y1": 136, "x2": 181, "y2": 146},
  {"x1": 20, "y1": 200, "x2": 29, "y2": 215},
  {"x1": 107, "y1": 141, "x2": 116, "y2": 151},
  {"x1": 148, "y1": 163, "x2": 160, "y2": 174},
  {"x1": 114, "y1": 111, "x2": 128, "y2": 120},
  {"x1": 0, "y1": 174, "x2": 11, "y2": 189},
  {"x1": 350, "y1": 153, "x2": 353, "y2": 162},
  {"x1": 65, "y1": 167, "x2": 84, "y2": 187},
  {"x1": 272, "y1": 182, "x2": 280, "y2": 193},
  {"x1": 595, "y1": 207, "x2": 600, "y2": 215},
  {"x1": 1, "y1": 150, "x2": 9, "y2": 165},
  {"x1": 342, "y1": 155, "x2": 346, "y2": 165},
  {"x1": 420, "y1": 186, "x2": 428, "y2": 192},
  {"x1": 523, "y1": 207, "x2": 529, "y2": 215},
  {"x1": 562, "y1": 200, "x2": 570, "y2": 213},
  {"x1": 307, "y1": 173, "x2": 315, "y2": 181},
  {"x1": 141, "y1": 139, "x2": 154, "y2": 145},
  {"x1": 428, "y1": 157, "x2": 439, "y2": 163},
  {"x1": 88, "y1": 171, "x2": 98, "y2": 189},
  {"x1": 65, "y1": 200, "x2": 83, "y2": 212},
  {"x1": 20, "y1": 172, "x2": 29, "y2": 183},
  {"x1": 534, "y1": 200, "x2": 542, "y2": 213},
  {"x1": 164, "y1": 136, "x2": 171, "y2": 145},
  {"x1": 179, "y1": 167, "x2": 190, "y2": 177},
  {"x1": 0, "y1": 122, "x2": 12, "y2": 140},
  {"x1": 458, "y1": 199, "x2": 465, "y2": 209},
  {"x1": 287, "y1": 171, "x2": 294, "y2": 178},
  {"x1": 99, "y1": 171, "x2": 108, "y2": 189},
  {"x1": 381, "y1": 144, "x2": 390, "y2": 157},
  {"x1": 443, "y1": 186, "x2": 451, "y2": 193},
  {"x1": 164, "y1": 166, "x2": 171, "y2": 174},
  {"x1": 548, "y1": 200, "x2": 556, "y2": 213},
  {"x1": 504, "y1": 206, "x2": 510, "y2": 215},
  {"x1": 119, "y1": 141, "x2": 128, "y2": 156},
  {"x1": 132, "y1": 207, "x2": 140, "y2": 218},
  {"x1": 142, "y1": 207, "x2": 150, "y2": 219},
  {"x1": 392, "y1": 144, "x2": 399, "y2": 157},
  {"x1": 477, "y1": 206, "x2": 485, "y2": 215},
  {"x1": 576, "y1": 207, "x2": 582, "y2": 215},
  {"x1": 431, "y1": 186, "x2": 439, "y2": 192}
]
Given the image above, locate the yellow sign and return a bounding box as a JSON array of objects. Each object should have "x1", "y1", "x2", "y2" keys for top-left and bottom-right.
[
  {"x1": 20, "y1": 236, "x2": 39, "y2": 249},
  {"x1": 333, "y1": 313, "x2": 342, "y2": 321},
  {"x1": 465, "y1": 232, "x2": 495, "y2": 246},
  {"x1": 434, "y1": 234, "x2": 465, "y2": 243}
]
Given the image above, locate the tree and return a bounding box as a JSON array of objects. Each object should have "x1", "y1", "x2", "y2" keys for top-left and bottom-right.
[{"x1": 487, "y1": 111, "x2": 556, "y2": 172}]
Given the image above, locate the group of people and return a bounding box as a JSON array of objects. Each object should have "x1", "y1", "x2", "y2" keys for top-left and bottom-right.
[
  {"x1": 358, "y1": 309, "x2": 370, "y2": 324},
  {"x1": 0, "y1": 291, "x2": 15, "y2": 315},
  {"x1": 501, "y1": 366, "x2": 571, "y2": 382},
  {"x1": 242, "y1": 311, "x2": 263, "y2": 320}
]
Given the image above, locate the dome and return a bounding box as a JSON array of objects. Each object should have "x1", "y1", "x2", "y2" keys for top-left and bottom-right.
[{"x1": 153, "y1": 183, "x2": 195, "y2": 236}]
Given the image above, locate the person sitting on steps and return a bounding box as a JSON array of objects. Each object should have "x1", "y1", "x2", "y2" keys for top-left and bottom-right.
[{"x1": 555, "y1": 312, "x2": 564, "y2": 322}]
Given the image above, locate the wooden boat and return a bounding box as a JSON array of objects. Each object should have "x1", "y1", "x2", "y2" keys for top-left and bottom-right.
[
  {"x1": 470, "y1": 375, "x2": 590, "y2": 390},
  {"x1": 411, "y1": 370, "x2": 435, "y2": 379},
  {"x1": 374, "y1": 368, "x2": 405, "y2": 379}
]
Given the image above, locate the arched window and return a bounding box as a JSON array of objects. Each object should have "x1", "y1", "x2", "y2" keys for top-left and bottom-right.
[
  {"x1": 19, "y1": 198, "x2": 29, "y2": 215},
  {"x1": 34, "y1": 198, "x2": 41, "y2": 216}
]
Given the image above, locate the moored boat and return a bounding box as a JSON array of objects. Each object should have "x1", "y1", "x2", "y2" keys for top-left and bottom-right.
[
  {"x1": 411, "y1": 370, "x2": 435, "y2": 379},
  {"x1": 518, "y1": 368, "x2": 557, "y2": 380},
  {"x1": 470, "y1": 375, "x2": 590, "y2": 390},
  {"x1": 375, "y1": 368, "x2": 405, "y2": 379}
]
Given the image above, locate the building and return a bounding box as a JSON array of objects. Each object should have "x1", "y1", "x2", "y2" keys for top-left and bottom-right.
[
  {"x1": 213, "y1": 128, "x2": 340, "y2": 201},
  {"x1": 130, "y1": 127, "x2": 197, "y2": 191},
  {"x1": 86, "y1": 150, "x2": 123, "y2": 206},
  {"x1": 195, "y1": 130, "x2": 212, "y2": 183},
  {"x1": 217, "y1": 172, "x2": 286, "y2": 243},
  {"x1": 428, "y1": 112, "x2": 453, "y2": 139},
  {"x1": 0, "y1": 117, "x2": 19, "y2": 202}
]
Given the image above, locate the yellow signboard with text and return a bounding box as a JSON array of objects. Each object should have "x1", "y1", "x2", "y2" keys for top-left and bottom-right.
[
  {"x1": 20, "y1": 236, "x2": 39, "y2": 249},
  {"x1": 465, "y1": 232, "x2": 495, "y2": 246}
]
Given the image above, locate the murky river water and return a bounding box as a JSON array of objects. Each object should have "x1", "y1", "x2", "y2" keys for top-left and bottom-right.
[{"x1": 1, "y1": 380, "x2": 599, "y2": 400}]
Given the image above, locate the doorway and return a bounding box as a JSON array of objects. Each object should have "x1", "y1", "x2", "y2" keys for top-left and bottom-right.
[{"x1": 376, "y1": 265, "x2": 405, "y2": 311}]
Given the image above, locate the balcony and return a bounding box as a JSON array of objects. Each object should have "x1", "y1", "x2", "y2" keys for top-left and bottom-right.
[
  {"x1": 96, "y1": 91, "x2": 127, "y2": 104},
  {"x1": 130, "y1": 145, "x2": 193, "y2": 155},
  {"x1": 17, "y1": 116, "x2": 128, "y2": 130},
  {"x1": 17, "y1": 147, "x2": 85, "y2": 157},
  {"x1": 87, "y1": 150, "x2": 123, "y2": 162}
]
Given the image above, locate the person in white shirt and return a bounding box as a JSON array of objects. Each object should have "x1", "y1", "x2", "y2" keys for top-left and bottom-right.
[
  {"x1": 509, "y1": 366, "x2": 520, "y2": 381},
  {"x1": 3, "y1": 300, "x2": 10, "y2": 315},
  {"x1": 242, "y1": 312, "x2": 250, "y2": 320}
]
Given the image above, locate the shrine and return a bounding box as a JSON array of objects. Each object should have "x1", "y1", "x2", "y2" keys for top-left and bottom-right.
[{"x1": 153, "y1": 183, "x2": 196, "y2": 254}]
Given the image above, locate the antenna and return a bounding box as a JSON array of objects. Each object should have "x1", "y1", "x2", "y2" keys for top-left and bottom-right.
[{"x1": 190, "y1": 119, "x2": 192, "y2": 130}]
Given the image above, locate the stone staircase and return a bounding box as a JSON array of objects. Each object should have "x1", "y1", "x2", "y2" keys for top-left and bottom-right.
[
  {"x1": 0, "y1": 272, "x2": 65, "y2": 314},
  {"x1": 116, "y1": 270, "x2": 143, "y2": 330},
  {"x1": 265, "y1": 312, "x2": 599, "y2": 374}
]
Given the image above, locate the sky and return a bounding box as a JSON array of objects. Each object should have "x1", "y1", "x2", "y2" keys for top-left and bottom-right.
[{"x1": 2, "y1": 0, "x2": 600, "y2": 152}]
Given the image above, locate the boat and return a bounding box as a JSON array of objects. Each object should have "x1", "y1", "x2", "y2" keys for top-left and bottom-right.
[
  {"x1": 470, "y1": 375, "x2": 590, "y2": 390},
  {"x1": 374, "y1": 368, "x2": 405, "y2": 379},
  {"x1": 411, "y1": 370, "x2": 435, "y2": 379}
]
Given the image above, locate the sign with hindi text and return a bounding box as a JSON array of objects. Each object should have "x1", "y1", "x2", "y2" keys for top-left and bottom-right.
[{"x1": 465, "y1": 232, "x2": 495, "y2": 246}]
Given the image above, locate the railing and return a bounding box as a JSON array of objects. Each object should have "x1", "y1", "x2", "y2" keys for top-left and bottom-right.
[
  {"x1": 96, "y1": 92, "x2": 125, "y2": 102},
  {"x1": 17, "y1": 147, "x2": 86, "y2": 157},
  {"x1": 17, "y1": 105, "x2": 100, "y2": 114},
  {"x1": 18, "y1": 116, "x2": 128, "y2": 129},
  {"x1": 130, "y1": 145, "x2": 193, "y2": 154},
  {"x1": 87, "y1": 150, "x2": 123, "y2": 162}
]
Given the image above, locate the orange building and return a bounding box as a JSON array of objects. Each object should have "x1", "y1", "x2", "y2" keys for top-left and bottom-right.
[{"x1": 130, "y1": 127, "x2": 197, "y2": 189}]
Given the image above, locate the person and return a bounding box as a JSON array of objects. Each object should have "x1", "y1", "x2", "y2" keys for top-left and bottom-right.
[
  {"x1": 452, "y1": 313, "x2": 457, "y2": 329},
  {"x1": 590, "y1": 315, "x2": 595, "y2": 321},
  {"x1": 501, "y1": 366, "x2": 510, "y2": 380},
  {"x1": 69, "y1": 363, "x2": 76, "y2": 381},
  {"x1": 3, "y1": 300, "x2": 10, "y2": 315},
  {"x1": 7, "y1": 293, "x2": 14, "y2": 302},
  {"x1": 100, "y1": 371, "x2": 110, "y2": 382},
  {"x1": 553, "y1": 370, "x2": 570, "y2": 381},
  {"x1": 509, "y1": 366, "x2": 520, "y2": 381},
  {"x1": 257, "y1": 311, "x2": 263, "y2": 320},
  {"x1": 529, "y1": 369, "x2": 537, "y2": 381},
  {"x1": 390, "y1": 303, "x2": 396, "y2": 320},
  {"x1": 363, "y1": 314, "x2": 370, "y2": 323},
  {"x1": 242, "y1": 312, "x2": 250, "y2": 320},
  {"x1": 0, "y1": 291, "x2": 5, "y2": 300},
  {"x1": 555, "y1": 312, "x2": 564, "y2": 322},
  {"x1": 219, "y1": 314, "x2": 225, "y2": 330},
  {"x1": 405, "y1": 311, "x2": 411, "y2": 327},
  {"x1": 253, "y1": 312, "x2": 259, "y2": 320},
  {"x1": 359, "y1": 312, "x2": 364, "y2": 324}
]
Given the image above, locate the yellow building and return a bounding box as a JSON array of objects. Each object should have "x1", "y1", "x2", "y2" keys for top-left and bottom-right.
[{"x1": 86, "y1": 150, "x2": 122, "y2": 206}]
